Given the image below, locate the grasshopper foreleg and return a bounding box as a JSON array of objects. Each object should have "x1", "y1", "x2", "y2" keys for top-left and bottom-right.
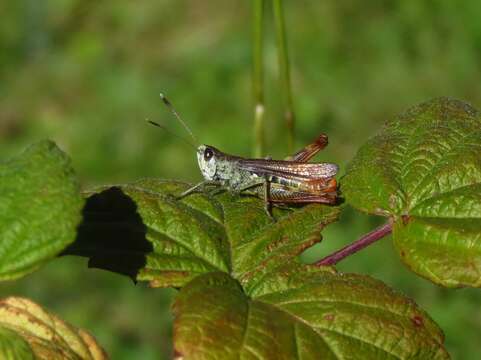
[
  {"x1": 177, "y1": 180, "x2": 219, "y2": 199},
  {"x1": 237, "y1": 180, "x2": 264, "y2": 193},
  {"x1": 206, "y1": 186, "x2": 227, "y2": 197}
]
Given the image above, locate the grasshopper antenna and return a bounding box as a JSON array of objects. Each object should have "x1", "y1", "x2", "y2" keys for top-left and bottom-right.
[
  {"x1": 159, "y1": 93, "x2": 198, "y2": 145},
  {"x1": 146, "y1": 119, "x2": 196, "y2": 150}
]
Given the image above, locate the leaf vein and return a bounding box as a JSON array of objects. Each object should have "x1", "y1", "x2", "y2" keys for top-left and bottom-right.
[
  {"x1": 258, "y1": 299, "x2": 404, "y2": 360},
  {"x1": 407, "y1": 129, "x2": 481, "y2": 205}
]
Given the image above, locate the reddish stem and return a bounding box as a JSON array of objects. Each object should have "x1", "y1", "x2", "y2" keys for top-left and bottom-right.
[{"x1": 316, "y1": 221, "x2": 393, "y2": 266}]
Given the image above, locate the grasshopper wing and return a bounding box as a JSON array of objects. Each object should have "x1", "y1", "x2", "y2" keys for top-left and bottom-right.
[{"x1": 238, "y1": 159, "x2": 338, "y2": 180}]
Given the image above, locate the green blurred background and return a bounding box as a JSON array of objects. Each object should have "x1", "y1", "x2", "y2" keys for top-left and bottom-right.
[{"x1": 1, "y1": 1, "x2": 481, "y2": 358}]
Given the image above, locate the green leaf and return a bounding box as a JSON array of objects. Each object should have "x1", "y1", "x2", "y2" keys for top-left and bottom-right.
[
  {"x1": 0, "y1": 140, "x2": 84, "y2": 281},
  {"x1": 69, "y1": 178, "x2": 340, "y2": 288},
  {"x1": 0, "y1": 297, "x2": 107, "y2": 359},
  {"x1": 0, "y1": 327, "x2": 34, "y2": 360},
  {"x1": 71, "y1": 179, "x2": 449, "y2": 357},
  {"x1": 342, "y1": 97, "x2": 481, "y2": 287},
  {"x1": 173, "y1": 271, "x2": 449, "y2": 360}
]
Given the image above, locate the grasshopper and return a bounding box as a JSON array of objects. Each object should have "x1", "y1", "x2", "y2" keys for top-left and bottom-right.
[{"x1": 153, "y1": 94, "x2": 339, "y2": 217}]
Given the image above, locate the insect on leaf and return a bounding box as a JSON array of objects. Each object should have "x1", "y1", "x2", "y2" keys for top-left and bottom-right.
[
  {"x1": 68, "y1": 179, "x2": 450, "y2": 358},
  {"x1": 68, "y1": 178, "x2": 340, "y2": 289}
]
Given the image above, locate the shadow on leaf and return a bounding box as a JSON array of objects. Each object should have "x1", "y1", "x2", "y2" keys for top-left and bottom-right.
[{"x1": 64, "y1": 187, "x2": 152, "y2": 281}]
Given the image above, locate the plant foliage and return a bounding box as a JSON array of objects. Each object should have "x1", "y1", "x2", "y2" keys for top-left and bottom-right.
[
  {"x1": 0, "y1": 297, "x2": 107, "y2": 360},
  {"x1": 68, "y1": 179, "x2": 448, "y2": 358},
  {"x1": 342, "y1": 98, "x2": 481, "y2": 288},
  {"x1": 3, "y1": 97, "x2": 480, "y2": 357},
  {"x1": 0, "y1": 141, "x2": 83, "y2": 281}
]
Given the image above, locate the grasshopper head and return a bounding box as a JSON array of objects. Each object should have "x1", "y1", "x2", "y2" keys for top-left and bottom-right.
[{"x1": 197, "y1": 145, "x2": 218, "y2": 180}]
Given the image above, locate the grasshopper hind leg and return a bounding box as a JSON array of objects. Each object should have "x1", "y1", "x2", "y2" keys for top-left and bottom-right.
[
  {"x1": 285, "y1": 133, "x2": 329, "y2": 162},
  {"x1": 269, "y1": 187, "x2": 337, "y2": 204}
]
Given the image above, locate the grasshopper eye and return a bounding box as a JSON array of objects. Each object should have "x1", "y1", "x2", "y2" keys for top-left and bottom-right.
[{"x1": 204, "y1": 148, "x2": 214, "y2": 161}]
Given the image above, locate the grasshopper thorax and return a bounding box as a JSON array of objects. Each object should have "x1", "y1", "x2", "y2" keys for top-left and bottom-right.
[{"x1": 197, "y1": 145, "x2": 220, "y2": 180}]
